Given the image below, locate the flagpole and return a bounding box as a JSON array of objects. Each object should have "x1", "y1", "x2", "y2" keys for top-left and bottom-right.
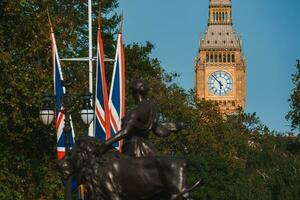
[
  {"x1": 88, "y1": 0, "x2": 94, "y2": 136},
  {"x1": 47, "y1": 11, "x2": 72, "y2": 200},
  {"x1": 46, "y1": 10, "x2": 53, "y2": 33},
  {"x1": 120, "y1": 11, "x2": 123, "y2": 34},
  {"x1": 51, "y1": 1, "x2": 115, "y2": 139}
]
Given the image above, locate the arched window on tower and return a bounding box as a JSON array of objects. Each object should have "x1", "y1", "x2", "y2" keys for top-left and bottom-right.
[
  {"x1": 206, "y1": 53, "x2": 209, "y2": 63},
  {"x1": 213, "y1": 12, "x2": 216, "y2": 22},
  {"x1": 214, "y1": 54, "x2": 218, "y2": 62},
  {"x1": 210, "y1": 54, "x2": 213, "y2": 62},
  {"x1": 222, "y1": 12, "x2": 225, "y2": 22},
  {"x1": 216, "y1": 12, "x2": 219, "y2": 22},
  {"x1": 232, "y1": 54, "x2": 235, "y2": 62},
  {"x1": 223, "y1": 53, "x2": 226, "y2": 62},
  {"x1": 227, "y1": 53, "x2": 231, "y2": 62},
  {"x1": 225, "y1": 12, "x2": 228, "y2": 22},
  {"x1": 219, "y1": 53, "x2": 222, "y2": 63}
]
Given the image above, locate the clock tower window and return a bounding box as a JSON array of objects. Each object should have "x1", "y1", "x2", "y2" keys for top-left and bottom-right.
[
  {"x1": 214, "y1": 54, "x2": 218, "y2": 62},
  {"x1": 223, "y1": 54, "x2": 226, "y2": 62}
]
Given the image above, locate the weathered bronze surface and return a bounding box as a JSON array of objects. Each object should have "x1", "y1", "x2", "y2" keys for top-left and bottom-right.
[
  {"x1": 103, "y1": 79, "x2": 184, "y2": 157},
  {"x1": 58, "y1": 137, "x2": 202, "y2": 200},
  {"x1": 58, "y1": 80, "x2": 202, "y2": 199}
]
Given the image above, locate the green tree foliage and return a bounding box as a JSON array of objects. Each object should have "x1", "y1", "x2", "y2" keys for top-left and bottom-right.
[
  {"x1": 0, "y1": 1, "x2": 300, "y2": 199},
  {"x1": 0, "y1": 0, "x2": 118, "y2": 198},
  {"x1": 287, "y1": 60, "x2": 300, "y2": 131}
]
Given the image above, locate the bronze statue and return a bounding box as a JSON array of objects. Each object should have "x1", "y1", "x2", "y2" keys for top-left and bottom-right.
[
  {"x1": 57, "y1": 80, "x2": 202, "y2": 199},
  {"x1": 58, "y1": 136, "x2": 202, "y2": 200},
  {"x1": 102, "y1": 79, "x2": 183, "y2": 157}
]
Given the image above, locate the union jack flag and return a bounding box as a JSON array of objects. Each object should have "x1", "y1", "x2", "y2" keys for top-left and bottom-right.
[
  {"x1": 108, "y1": 32, "x2": 126, "y2": 149},
  {"x1": 50, "y1": 30, "x2": 76, "y2": 160},
  {"x1": 94, "y1": 25, "x2": 110, "y2": 140}
]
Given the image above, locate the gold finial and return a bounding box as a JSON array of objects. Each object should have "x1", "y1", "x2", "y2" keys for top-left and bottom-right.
[{"x1": 46, "y1": 9, "x2": 53, "y2": 33}]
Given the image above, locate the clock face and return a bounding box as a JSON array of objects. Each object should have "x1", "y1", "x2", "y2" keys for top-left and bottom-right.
[{"x1": 208, "y1": 71, "x2": 233, "y2": 96}]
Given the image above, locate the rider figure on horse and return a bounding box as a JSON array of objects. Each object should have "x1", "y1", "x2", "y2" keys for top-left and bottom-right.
[{"x1": 101, "y1": 79, "x2": 183, "y2": 157}]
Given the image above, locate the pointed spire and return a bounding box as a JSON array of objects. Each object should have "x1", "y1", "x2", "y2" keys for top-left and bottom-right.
[{"x1": 198, "y1": 32, "x2": 202, "y2": 48}]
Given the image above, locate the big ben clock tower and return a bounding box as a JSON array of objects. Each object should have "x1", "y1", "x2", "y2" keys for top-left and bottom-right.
[{"x1": 195, "y1": 0, "x2": 246, "y2": 113}]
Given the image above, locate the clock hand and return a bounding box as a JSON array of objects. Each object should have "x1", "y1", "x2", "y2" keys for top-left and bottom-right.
[{"x1": 212, "y1": 75, "x2": 223, "y2": 87}]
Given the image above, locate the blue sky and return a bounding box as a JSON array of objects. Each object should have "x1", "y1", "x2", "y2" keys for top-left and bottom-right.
[{"x1": 118, "y1": 0, "x2": 300, "y2": 133}]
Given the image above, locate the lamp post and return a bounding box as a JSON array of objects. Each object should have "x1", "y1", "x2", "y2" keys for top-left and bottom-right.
[{"x1": 39, "y1": 73, "x2": 94, "y2": 200}]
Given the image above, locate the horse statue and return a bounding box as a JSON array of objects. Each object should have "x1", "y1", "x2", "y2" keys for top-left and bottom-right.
[{"x1": 58, "y1": 136, "x2": 202, "y2": 200}]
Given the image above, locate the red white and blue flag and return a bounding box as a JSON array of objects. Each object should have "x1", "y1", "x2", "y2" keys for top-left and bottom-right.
[
  {"x1": 50, "y1": 30, "x2": 76, "y2": 160},
  {"x1": 94, "y1": 25, "x2": 110, "y2": 140},
  {"x1": 108, "y1": 32, "x2": 125, "y2": 149}
]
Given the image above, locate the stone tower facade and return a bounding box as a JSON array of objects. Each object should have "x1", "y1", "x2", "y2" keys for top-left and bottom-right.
[{"x1": 195, "y1": 0, "x2": 246, "y2": 113}]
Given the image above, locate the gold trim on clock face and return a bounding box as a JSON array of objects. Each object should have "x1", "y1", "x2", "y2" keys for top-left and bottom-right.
[{"x1": 208, "y1": 71, "x2": 233, "y2": 96}]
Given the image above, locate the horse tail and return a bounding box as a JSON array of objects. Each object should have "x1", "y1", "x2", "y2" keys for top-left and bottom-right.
[{"x1": 172, "y1": 159, "x2": 203, "y2": 200}]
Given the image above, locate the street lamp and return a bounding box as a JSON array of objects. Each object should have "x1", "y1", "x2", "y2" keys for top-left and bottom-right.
[
  {"x1": 39, "y1": 73, "x2": 94, "y2": 200},
  {"x1": 39, "y1": 91, "x2": 54, "y2": 126},
  {"x1": 40, "y1": 91, "x2": 94, "y2": 126},
  {"x1": 80, "y1": 89, "x2": 94, "y2": 125}
]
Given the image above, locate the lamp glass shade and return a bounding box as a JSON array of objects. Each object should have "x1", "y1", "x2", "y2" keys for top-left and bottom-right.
[
  {"x1": 80, "y1": 108, "x2": 94, "y2": 125},
  {"x1": 39, "y1": 109, "x2": 54, "y2": 126}
]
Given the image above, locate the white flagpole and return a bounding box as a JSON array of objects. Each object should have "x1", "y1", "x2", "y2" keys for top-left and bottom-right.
[{"x1": 88, "y1": 0, "x2": 94, "y2": 136}]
